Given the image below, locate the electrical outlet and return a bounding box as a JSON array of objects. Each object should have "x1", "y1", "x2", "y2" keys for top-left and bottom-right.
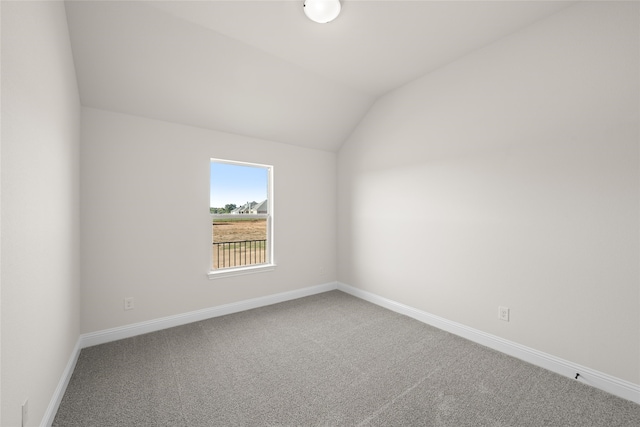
[
  {"x1": 499, "y1": 306, "x2": 510, "y2": 322},
  {"x1": 22, "y1": 399, "x2": 28, "y2": 427},
  {"x1": 124, "y1": 297, "x2": 135, "y2": 310}
]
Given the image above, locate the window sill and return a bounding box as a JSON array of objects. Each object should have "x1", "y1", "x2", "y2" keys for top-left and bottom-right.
[{"x1": 207, "y1": 263, "x2": 276, "y2": 280}]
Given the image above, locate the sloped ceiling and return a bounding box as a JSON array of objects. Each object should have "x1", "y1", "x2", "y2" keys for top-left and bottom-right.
[{"x1": 65, "y1": 1, "x2": 573, "y2": 151}]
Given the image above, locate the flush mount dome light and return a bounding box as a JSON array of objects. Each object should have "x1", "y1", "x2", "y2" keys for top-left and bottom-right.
[{"x1": 303, "y1": 0, "x2": 341, "y2": 24}]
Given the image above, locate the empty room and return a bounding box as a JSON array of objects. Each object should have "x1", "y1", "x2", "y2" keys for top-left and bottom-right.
[{"x1": 1, "y1": 0, "x2": 639, "y2": 426}]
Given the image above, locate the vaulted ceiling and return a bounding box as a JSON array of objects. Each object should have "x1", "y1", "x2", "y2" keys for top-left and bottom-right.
[{"x1": 65, "y1": 1, "x2": 573, "y2": 151}]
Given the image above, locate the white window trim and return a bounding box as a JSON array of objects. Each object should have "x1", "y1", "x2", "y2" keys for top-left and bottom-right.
[
  {"x1": 208, "y1": 263, "x2": 277, "y2": 280},
  {"x1": 208, "y1": 159, "x2": 274, "y2": 279}
]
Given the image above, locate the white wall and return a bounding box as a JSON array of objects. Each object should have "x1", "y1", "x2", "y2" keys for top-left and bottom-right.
[
  {"x1": 80, "y1": 107, "x2": 337, "y2": 333},
  {"x1": 1, "y1": 2, "x2": 81, "y2": 426},
  {"x1": 338, "y1": 1, "x2": 639, "y2": 385}
]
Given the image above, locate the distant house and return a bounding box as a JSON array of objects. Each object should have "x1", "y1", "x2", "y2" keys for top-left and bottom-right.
[
  {"x1": 255, "y1": 199, "x2": 268, "y2": 214},
  {"x1": 231, "y1": 200, "x2": 267, "y2": 215}
]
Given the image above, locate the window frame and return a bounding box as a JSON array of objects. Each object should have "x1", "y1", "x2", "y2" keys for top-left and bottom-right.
[{"x1": 208, "y1": 158, "x2": 275, "y2": 279}]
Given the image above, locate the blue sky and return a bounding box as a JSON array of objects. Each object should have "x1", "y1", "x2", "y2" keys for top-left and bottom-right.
[{"x1": 210, "y1": 161, "x2": 268, "y2": 208}]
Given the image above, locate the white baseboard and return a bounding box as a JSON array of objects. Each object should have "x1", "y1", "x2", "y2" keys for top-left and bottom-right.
[
  {"x1": 337, "y1": 282, "x2": 640, "y2": 405},
  {"x1": 42, "y1": 279, "x2": 638, "y2": 426},
  {"x1": 79, "y1": 281, "x2": 338, "y2": 349},
  {"x1": 42, "y1": 282, "x2": 338, "y2": 426},
  {"x1": 41, "y1": 340, "x2": 82, "y2": 427}
]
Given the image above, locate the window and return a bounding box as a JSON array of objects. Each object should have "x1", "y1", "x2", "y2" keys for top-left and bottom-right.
[{"x1": 208, "y1": 159, "x2": 274, "y2": 278}]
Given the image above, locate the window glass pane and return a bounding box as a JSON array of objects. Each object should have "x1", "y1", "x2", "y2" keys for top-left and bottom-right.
[
  {"x1": 210, "y1": 160, "x2": 271, "y2": 271},
  {"x1": 210, "y1": 162, "x2": 267, "y2": 214},
  {"x1": 211, "y1": 218, "x2": 267, "y2": 269}
]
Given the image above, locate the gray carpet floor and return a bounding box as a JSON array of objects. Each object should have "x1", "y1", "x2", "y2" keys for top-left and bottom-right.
[{"x1": 54, "y1": 290, "x2": 640, "y2": 426}]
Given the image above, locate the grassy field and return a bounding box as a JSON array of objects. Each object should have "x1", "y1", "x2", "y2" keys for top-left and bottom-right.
[{"x1": 212, "y1": 218, "x2": 267, "y2": 243}]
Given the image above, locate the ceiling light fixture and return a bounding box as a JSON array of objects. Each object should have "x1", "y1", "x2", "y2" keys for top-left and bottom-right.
[{"x1": 303, "y1": 0, "x2": 341, "y2": 24}]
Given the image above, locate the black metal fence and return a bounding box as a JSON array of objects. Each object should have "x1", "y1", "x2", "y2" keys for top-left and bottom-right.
[{"x1": 213, "y1": 240, "x2": 267, "y2": 269}]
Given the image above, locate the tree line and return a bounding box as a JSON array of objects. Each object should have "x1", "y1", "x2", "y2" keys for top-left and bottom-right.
[{"x1": 210, "y1": 204, "x2": 237, "y2": 214}]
